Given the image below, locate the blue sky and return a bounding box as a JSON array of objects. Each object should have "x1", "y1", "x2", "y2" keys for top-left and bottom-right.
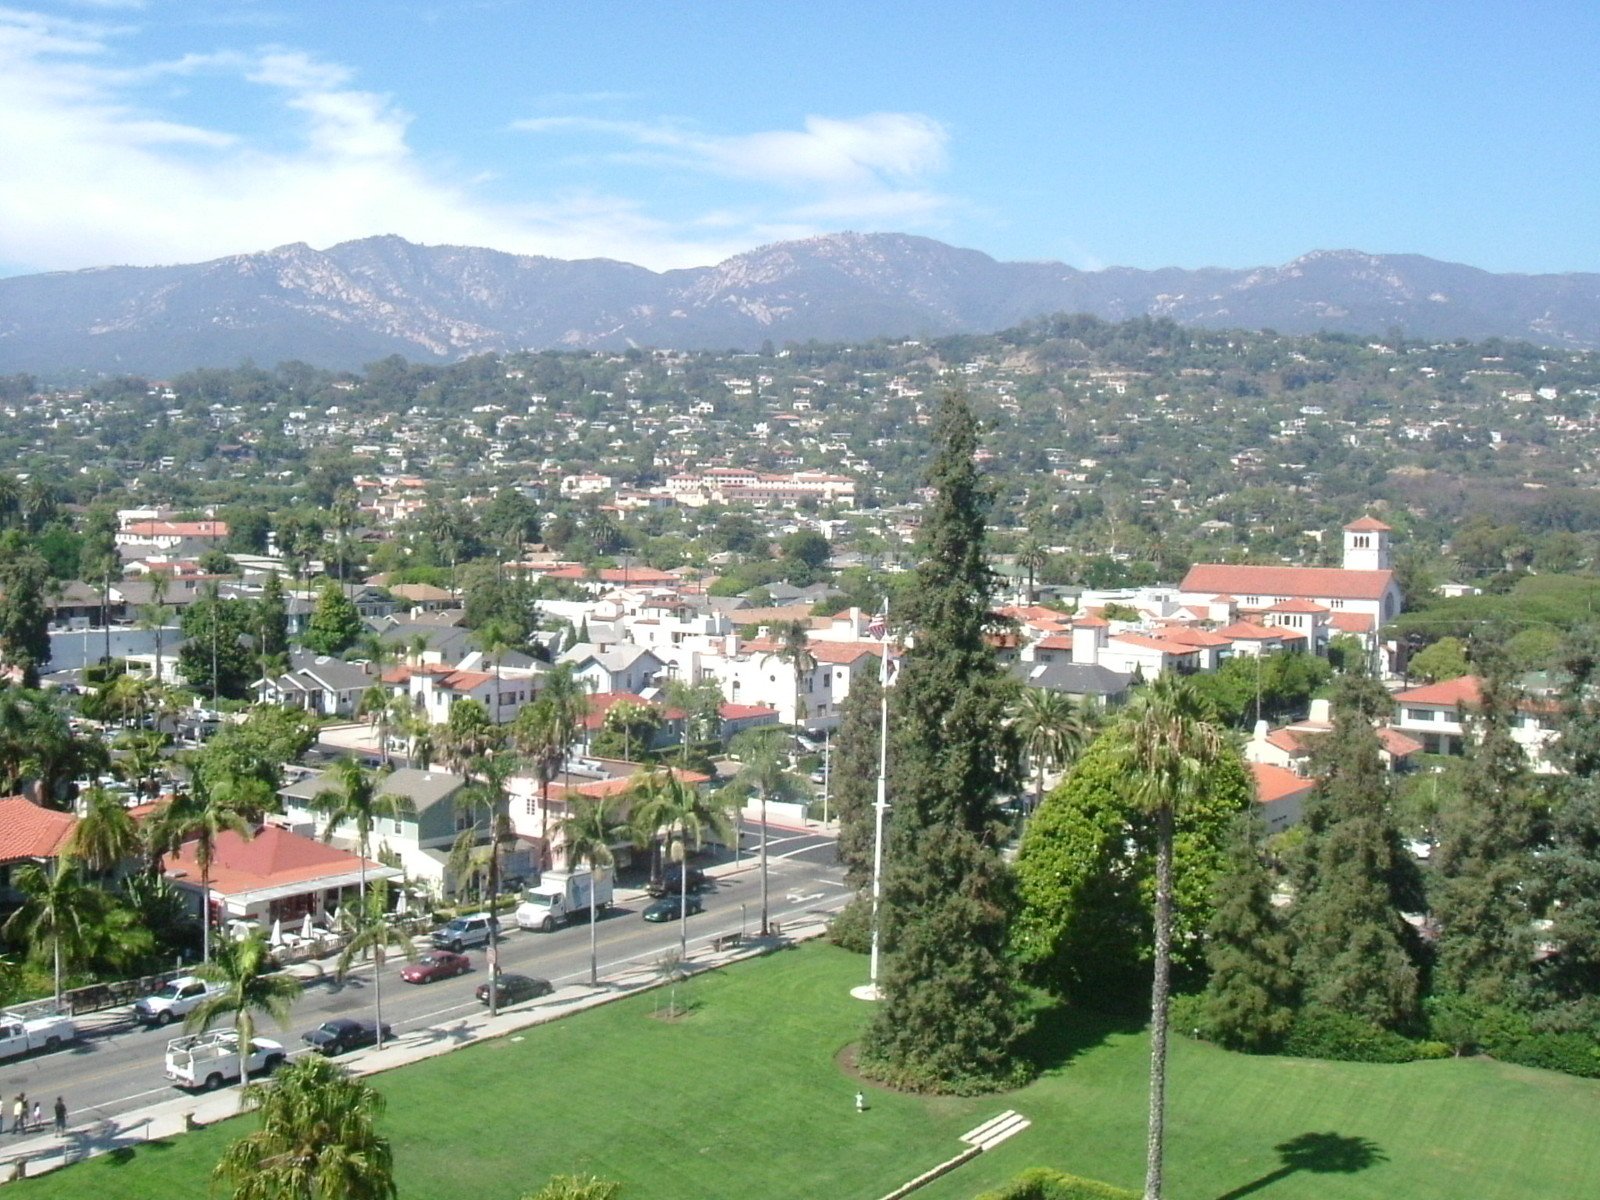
[{"x1": 2, "y1": 1, "x2": 1596, "y2": 277}]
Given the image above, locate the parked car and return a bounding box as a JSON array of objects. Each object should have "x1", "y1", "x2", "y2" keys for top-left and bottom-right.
[
  {"x1": 301, "y1": 1018, "x2": 391, "y2": 1057},
  {"x1": 642, "y1": 893, "x2": 705, "y2": 923},
  {"x1": 400, "y1": 951, "x2": 472, "y2": 984},
  {"x1": 132, "y1": 976, "x2": 226, "y2": 1026},
  {"x1": 431, "y1": 912, "x2": 496, "y2": 952},
  {"x1": 475, "y1": 974, "x2": 554, "y2": 1007},
  {"x1": 647, "y1": 866, "x2": 707, "y2": 897}
]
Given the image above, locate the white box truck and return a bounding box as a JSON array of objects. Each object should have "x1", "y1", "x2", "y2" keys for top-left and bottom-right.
[
  {"x1": 515, "y1": 868, "x2": 613, "y2": 932},
  {"x1": 164, "y1": 1030, "x2": 285, "y2": 1090},
  {"x1": 0, "y1": 1011, "x2": 78, "y2": 1060}
]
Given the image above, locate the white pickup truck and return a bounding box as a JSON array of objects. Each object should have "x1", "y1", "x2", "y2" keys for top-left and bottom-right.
[
  {"x1": 0, "y1": 1011, "x2": 79, "y2": 1060},
  {"x1": 133, "y1": 976, "x2": 226, "y2": 1026},
  {"x1": 164, "y1": 1031, "x2": 285, "y2": 1090}
]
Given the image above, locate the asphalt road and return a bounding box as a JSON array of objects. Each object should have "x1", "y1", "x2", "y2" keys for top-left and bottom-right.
[{"x1": 0, "y1": 823, "x2": 848, "y2": 1132}]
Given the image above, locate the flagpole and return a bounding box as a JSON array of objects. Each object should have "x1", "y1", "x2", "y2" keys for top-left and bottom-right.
[{"x1": 854, "y1": 598, "x2": 890, "y2": 1002}]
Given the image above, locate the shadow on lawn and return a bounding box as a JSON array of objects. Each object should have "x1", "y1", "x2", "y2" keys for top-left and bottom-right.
[
  {"x1": 1016, "y1": 1000, "x2": 1145, "y2": 1076},
  {"x1": 1214, "y1": 1131, "x2": 1387, "y2": 1199}
]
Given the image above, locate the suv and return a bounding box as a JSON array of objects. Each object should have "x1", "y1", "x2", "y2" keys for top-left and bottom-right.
[
  {"x1": 648, "y1": 866, "x2": 707, "y2": 897},
  {"x1": 432, "y1": 912, "x2": 496, "y2": 952}
]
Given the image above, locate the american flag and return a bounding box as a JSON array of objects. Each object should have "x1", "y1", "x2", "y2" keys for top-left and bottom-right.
[{"x1": 867, "y1": 607, "x2": 887, "y2": 640}]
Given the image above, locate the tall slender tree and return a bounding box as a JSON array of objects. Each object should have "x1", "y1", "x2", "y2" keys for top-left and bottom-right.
[
  {"x1": 556, "y1": 795, "x2": 633, "y2": 986},
  {"x1": 151, "y1": 773, "x2": 260, "y2": 963},
  {"x1": 314, "y1": 758, "x2": 410, "y2": 906},
  {"x1": 1116, "y1": 674, "x2": 1226, "y2": 1200},
  {"x1": 862, "y1": 389, "x2": 1029, "y2": 1094},
  {"x1": 726, "y1": 727, "x2": 808, "y2": 936},
  {"x1": 631, "y1": 768, "x2": 730, "y2": 963},
  {"x1": 187, "y1": 930, "x2": 300, "y2": 1096},
  {"x1": 1199, "y1": 812, "x2": 1297, "y2": 1051},
  {"x1": 1013, "y1": 687, "x2": 1093, "y2": 815},
  {"x1": 66, "y1": 784, "x2": 140, "y2": 878},
  {"x1": 3, "y1": 855, "x2": 100, "y2": 1009},
  {"x1": 776, "y1": 619, "x2": 817, "y2": 731}
]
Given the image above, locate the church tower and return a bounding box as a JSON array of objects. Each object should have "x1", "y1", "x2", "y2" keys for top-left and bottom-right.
[{"x1": 1342, "y1": 515, "x2": 1392, "y2": 571}]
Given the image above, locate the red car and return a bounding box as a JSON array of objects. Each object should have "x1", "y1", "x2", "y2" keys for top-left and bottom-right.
[{"x1": 401, "y1": 950, "x2": 471, "y2": 984}]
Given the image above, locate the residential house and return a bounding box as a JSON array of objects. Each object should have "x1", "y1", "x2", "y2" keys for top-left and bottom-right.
[
  {"x1": 560, "y1": 644, "x2": 667, "y2": 696},
  {"x1": 257, "y1": 652, "x2": 377, "y2": 718},
  {"x1": 0, "y1": 796, "x2": 76, "y2": 904},
  {"x1": 1391, "y1": 675, "x2": 1560, "y2": 771}
]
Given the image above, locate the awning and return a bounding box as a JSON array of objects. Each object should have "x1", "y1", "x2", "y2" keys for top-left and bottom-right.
[{"x1": 172, "y1": 865, "x2": 402, "y2": 908}]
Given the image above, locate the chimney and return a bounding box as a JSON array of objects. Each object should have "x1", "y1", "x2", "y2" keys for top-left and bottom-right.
[
  {"x1": 1309, "y1": 697, "x2": 1332, "y2": 725},
  {"x1": 1071, "y1": 620, "x2": 1106, "y2": 665}
]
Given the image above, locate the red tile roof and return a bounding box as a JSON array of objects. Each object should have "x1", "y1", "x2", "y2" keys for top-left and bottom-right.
[
  {"x1": 164, "y1": 825, "x2": 384, "y2": 898},
  {"x1": 718, "y1": 703, "x2": 780, "y2": 720},
  {"x1": 0, "y1": 796, "x2": 77, "y2": 862},
  {"x1": 1330, "y1": 612, "x2": 1376, "y2": 633},
  {"x1": 1181, "y1": 564, "x2": 1395, "y2": 602},
  {"x1": 1251, "y1": 762, "x2": 1315, "y2": 806},
  {"x1": 1269, "y1": 598, "x2": 1330, "y2": 614},
  {"x1": 1112, "y1": 632, "x2": 1200, "y2": 656},
  {"x1": 1343, "y1": 516, "x2": 1392, "y2": 532},
  {"x1": 1395, "y1": 676, "x2": 1481, "y2": 707}
]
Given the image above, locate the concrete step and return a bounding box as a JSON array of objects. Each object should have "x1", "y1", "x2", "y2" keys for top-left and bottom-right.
[{"x1": 961, "y1": 1109, "x2": 1031, "y2": 1151}]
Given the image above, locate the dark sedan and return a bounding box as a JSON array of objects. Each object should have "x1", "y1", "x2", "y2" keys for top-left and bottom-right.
[
  {"x1": 475, "y1": 974, "x2": 554, "y2": 1007},
  {"x1": 647, "y1": 866, "x2": 707, "y2": 897},
  {"x1": 400, "y1": 951, "x2": 471, "y2": 984},
  {"x1": 642, "y1": 893, "x2": 705, "y2": 922},
  {"x1": 301, "y1": 1018, "x2": 391, "y2": 1056}
]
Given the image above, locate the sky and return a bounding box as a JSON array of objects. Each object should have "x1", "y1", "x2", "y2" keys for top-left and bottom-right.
[{"x1": 2, "y1": 1, "x2": 1597, "y2": 279}]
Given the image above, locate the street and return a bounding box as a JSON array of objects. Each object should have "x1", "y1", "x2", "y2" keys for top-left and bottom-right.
[{"x1": 0, "y1": 823, "x2": 848, "y2": 1134}]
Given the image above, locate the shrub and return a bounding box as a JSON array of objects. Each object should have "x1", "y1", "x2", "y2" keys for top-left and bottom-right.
[
  {"x1": 1282, "y1": 1007, "x2": 1421, "y2": 1064},
  {"x1": 1495, "y1": 1033, "x2": 1600, "y2": 1078},
  {"x1": 975, "y1": 1166, "x2": 1140, "y2": 1200},
  {"x1": 827, "y1": 894, "x2": 872, "y2": 954}
]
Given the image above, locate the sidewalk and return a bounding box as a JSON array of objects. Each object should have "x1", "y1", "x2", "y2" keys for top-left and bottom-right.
[{"x1": 0, "y1": 905, "x2": 838, "y2": 1186}]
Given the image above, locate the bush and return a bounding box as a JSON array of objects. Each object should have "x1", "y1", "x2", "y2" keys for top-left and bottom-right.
[
  {"x1": 1168, "y1": 993, "x2": 1208, "y2": 1040},
  {"x1": 827, "y1": 894, "x2": 872, "y2": 954},
  {"x1": 1425, "y1": 993, "x2": 1533, "y2": 1056},
  {"x1": 1495, "y1": 1033, "x2": 1600, "y2": 1078},
  {"x1": 975, "y1": 1167, "x2": 1139, "y2": 1200},
  {"x1": 1282, "y1": 1007, "x2": 1422, "y2": 1064}
]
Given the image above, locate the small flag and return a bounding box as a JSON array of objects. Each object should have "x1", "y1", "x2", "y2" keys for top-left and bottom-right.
[{"x1": 867, "y1": 612, "x2": 887, "y2": 640}]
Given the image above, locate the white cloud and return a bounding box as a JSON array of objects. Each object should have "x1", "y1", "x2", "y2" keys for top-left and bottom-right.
[{"x1": 0, "y1": 8, "x2": 956, "y2": 276}]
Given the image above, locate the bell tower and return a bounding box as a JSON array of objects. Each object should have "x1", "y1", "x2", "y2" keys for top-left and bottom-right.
[{"x1": 1342, "y1": 516, "x2": 1392, "y2": 571}]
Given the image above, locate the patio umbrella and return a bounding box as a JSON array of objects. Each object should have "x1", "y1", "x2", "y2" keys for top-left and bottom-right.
[
  {"x1": 395, "y1": 890, "x2": 409, "y2": 916},
  {"x1": 270, "y1": 918, "x2": 284, "y2": 947},
  {"x1": 300, "y1": 912, "x2": 314, "y2": 940}
]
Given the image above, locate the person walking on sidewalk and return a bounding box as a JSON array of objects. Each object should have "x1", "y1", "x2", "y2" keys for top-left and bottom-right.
[
  {"x1": 10, "y1": 1093, "x2": 25, "y2": 1135},
  {"x1": 30, "y1": 1101, "x2": 41, "y2": 1133},
  {"x1": 53, "y1": 1097, "x2": 66, "y2": 1136}
]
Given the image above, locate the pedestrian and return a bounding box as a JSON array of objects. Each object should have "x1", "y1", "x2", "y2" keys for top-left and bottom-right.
[
  {"x1": 29, "y1": 1101, "x2": 41, "y2": 1133},
  {"x1": 10, "y1": 1093, "x2": 24, "y2": 1135},
  {"x1": 53, "y1": 1097, "x2": 66, "y2": 1137},
  {"x1": 855, "y1": 1090, "x2": 866, "y2": 1113}
]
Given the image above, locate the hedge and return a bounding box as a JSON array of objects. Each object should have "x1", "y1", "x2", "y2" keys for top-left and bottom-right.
[{"x1": 974, "y1": 1167, "x2": 1139, "y2": 1200}]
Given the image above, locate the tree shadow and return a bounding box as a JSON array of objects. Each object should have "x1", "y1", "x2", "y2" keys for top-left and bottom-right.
[
  {"x1": 1215, "y1": 1131, "x2": 1387, "y2": 1200},
  {"x1": 1016, "y1": 999, "x2": 1146, "y2": 1075}
]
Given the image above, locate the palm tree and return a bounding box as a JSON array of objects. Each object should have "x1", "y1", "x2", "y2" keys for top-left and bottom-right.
[
  {"x1": 631, "y1": 768, "x2": 730, "y2": 963},
  {"x1": 439, "y1": 698, "x2": 501, "y2": 774},
  {"x1": 474, "y1": 618, "x2": 519, "y2": 726},
  {"x1": 453, "y1": 753, "x2": 516, "y2": 1014},
  {"x1": 513, "y1": 663, "x2": 588, "y2": 847},
  {"x1": 213, "y1": 1054, "x2": 397, "y2": 1200},
  {"x1": 1012, "y1": 688, "x2": 1093, "y2": 816},
  {"x1": 355, "y1": 636, "x2": 400, "y2": 768},
  {"x1": 1116, "y1": 674, "x2": 1225, "y2": 1200},
  {"x1": 66, "y1": 784, "x2": 139, "y2": 878},
  {"x1": 2, "y1": 855, "x2": 100, "y2": 1010},
  {"x1": 115, "y1": 729, "x2": 170, "y2": 802},
  {"x1": 556, "y1": 795, "x2": 633, "y2": 986},
  {"x1": 725, "y1": 729, "x2": 807, "y2": 936},
  {"x1": 333, "y1": 884, "x2": 415, "y2": 1052},
  {"x1": 776, "y1": 619, "x2": 816, "y2": 733},
  {"x1": 313, "y1": 757, "x2": 410, "y2": 907},
  {"x1": 150, "y1": 773, "x2": 261, "y2": 963},
  {"x1": 186, "y1": 929, "x2": 301, "y2": 1098},
  {"x1": 1018, "y1": 538, "x2": 1047, "y2": 603}
]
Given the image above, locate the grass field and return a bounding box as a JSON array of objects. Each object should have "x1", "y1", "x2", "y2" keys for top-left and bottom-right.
[{"x1": 15, "y1": 943, "x2": 1600, "y2": 1199}]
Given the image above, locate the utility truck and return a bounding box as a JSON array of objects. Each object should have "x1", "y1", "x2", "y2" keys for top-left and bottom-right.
[
  {"x1": 0, "y1": 1011, "x2": 78, "y2": 1060},
  {"x1": 164, "y1": 1030, "x2": 284, "y2": 1090},
  {"x1": 515, "y1": 868, "x2": 613, "y2": 932},
  {"x1": 133, "y1": 976, "x2": 226, "y2": 1026}
]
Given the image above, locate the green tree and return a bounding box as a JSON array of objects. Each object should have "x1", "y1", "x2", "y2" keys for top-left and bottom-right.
[
  {"x1": 1430, "y1": 642, "x2": 1536, "y2": 1003},
  {"x1": 1408, "y1": 637, "x2": 1470, "y2": 683},
  {"x1": 1289, "y1": 672, "x2": 1421, "y2": 1030},
  {"x1": 188, "y1": 929, "x2": 299, "y2": 1095},
  {"x1": 456, "y1": 752, "x2": 516, "y2": 1012},
  {"x1": 440, "y1": 698, "x2": 503, "y2": 773},
  {"x1": 333, "y1": 883, "x2": 415, "y2": 1052},
  {"x1": 2, "y1": 856, "x2": 101, "y2": 1008},
  {"x1": 0, "y1": 536, "x2": 51, "y2": 685},
  {"x1": 556, "y1": 795, "x2": 633, "y2": 985},
  {"x1": 775, "y1": 619, "x2": 817, "y2": 728},
  {"x1": 726, "y1": 727, "x2": 809, "y2": 936},
  {"x1": 314, "y1": 758, "x2": 410, "y2": 907},
  {"x1": 631, "y1": 768, "x2": 730, "y2": 964},
  {"x1": 304, "y1": 580, "x2": 363, "y2": 656},
  {"x1": 150, "y1": 774, "x2": 259, "y2": 962},
  {"x1": 179, "y1": 587, "x2": 257, "y2": 701},
  {"x1": 65, "y1": 784, "x2": 140, "y2": 878},
  {"x1": 212, "y1": 1052, "x2": 396, "y2": 1200},
  {"x1": 862, "y1": 390, "x2": 1028, "y2": 1094},
  {"x1": 257, "y1": 570, "x2": 290, "y2": 676},
  {"x1": 831, "y1": 664, "x2": 882, "y2": 888},
  {"x1": 593, "y1": 698, "x2": 661, "y2": 762},
  {"x1": 1198, "y1": 813, "x2": 1297, "y2": 1051},
  {"x1": 521, "y1": 1177, "x2": 621, "y2": 1200},
  {"x1": 513, "y1": 663, "x2": 589, "y2": 845},
  {"x1": 779, "y1": 528, "x2": 831, "y2": 584},
  {"x1": 1116, "y1": 674, "x2": 1228, "y2": 1200},
  {"x1": 1012, "y1": 687, "x2": 1092, "y2": 815}
]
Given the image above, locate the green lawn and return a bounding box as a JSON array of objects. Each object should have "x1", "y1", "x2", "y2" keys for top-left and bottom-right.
[{"x1": 17, "y1": 943, "x2": 1600, "y2": 1199}]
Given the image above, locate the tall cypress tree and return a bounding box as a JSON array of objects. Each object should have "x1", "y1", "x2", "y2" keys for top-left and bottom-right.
[
  {"x1": 861, "y1": 390, "x2": 1028, "y2": 1094},
  {"x1": 1431, "y1": 639, "x2": 1536, "y2": 1003},
  {"x1": 1200, "y1": 812, "x2": 1296, "y2": 1051},
  {"x1": 1289, "y1": 671, "x2": 1421, "y2": 1030},
  {"x1": 831, "y1": 665, "x2": 882, "y2": 889}
]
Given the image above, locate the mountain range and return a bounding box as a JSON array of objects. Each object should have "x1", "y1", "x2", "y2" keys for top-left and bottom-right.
[{"x1": 2, "y1": 232, "x2": 1599, "y2": 377}]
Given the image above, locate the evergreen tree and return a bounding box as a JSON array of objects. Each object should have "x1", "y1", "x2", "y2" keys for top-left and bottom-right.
[
  {"x1": 1199, "y1": 812, "x2": 1297, "y2": 1051},
  {"x1": 178, "y1": 590, "x2": 257, "y2": 700},
  {"x1": 861, "y1": 390, "x2": 1029, "y2": 1094},
  {"x1": 831, "y1": 664, "x2": 882, "y2": 888},
  {"x1": 0, "y1": 534, "x2": 50, "y2": 685},
  {"x1": 1431, "y1": 638, "x2": 1537, "y2": 1003},
  {"x1": 257, "y1": 570, "x2": 289, "y2": 668},
  {"x1": 304, "y1": 579, "x2": 363, "y2": 656},
  {"x1": 1289, "y1": 672, "x2": 1421, "y2": 1030}
]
